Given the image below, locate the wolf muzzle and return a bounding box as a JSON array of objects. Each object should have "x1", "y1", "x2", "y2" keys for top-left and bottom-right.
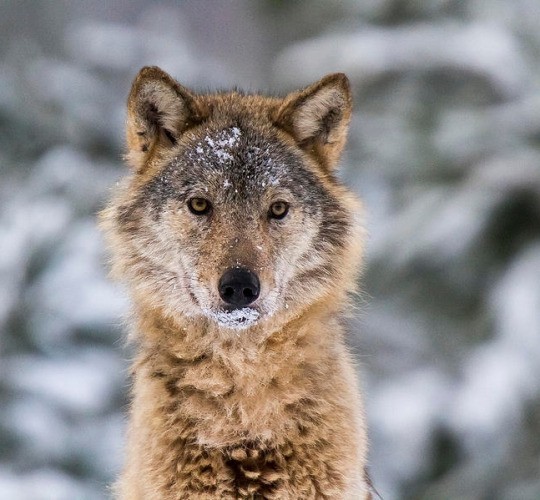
[{"x1": 218, "y1": 267, "x2": 260, "y2": 307}]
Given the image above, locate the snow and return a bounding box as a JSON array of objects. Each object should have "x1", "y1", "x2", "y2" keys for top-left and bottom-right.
[
  {"x1": 4, "y1": 350, "x2": 123, "y2": 415},
  {"x1": 369, "y1": 369, "x2": 451, "y2": 484},
  {"x1": 27, "y1": 221, "x2": 128, "y2": 347},
  {"x1": 0, "y1": 468, "x2": 103, "y2": 500},
  {"x1": 274, "y1": 23, "x2": 525, "y2": 98},
  {"x1": 4, "y1": 399, "x2": 71, "y2": 463},
  {"x1": 203, "y1": 307, "x2": 260, "y2": 330},
  {"x1": 201, "y1": 127, "x2": 242, "y2": 164},
  {"x1": 447, "y1": 244, "x2": 540, "y2": 455}
]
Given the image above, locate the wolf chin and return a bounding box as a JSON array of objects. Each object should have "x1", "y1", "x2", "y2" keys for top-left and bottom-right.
[{"x1": 100, "y1": 66, "x2": 372, "y2": 499}]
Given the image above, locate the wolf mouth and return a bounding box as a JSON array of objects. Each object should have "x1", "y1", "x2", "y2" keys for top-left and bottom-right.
[{"x1": 203, "y1": 307, "x2": 260, "y2": 330}]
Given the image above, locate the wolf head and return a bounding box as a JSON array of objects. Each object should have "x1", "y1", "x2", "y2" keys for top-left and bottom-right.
[{"x1": 101, "y1": 67, "x2": 363, "y2": 334}]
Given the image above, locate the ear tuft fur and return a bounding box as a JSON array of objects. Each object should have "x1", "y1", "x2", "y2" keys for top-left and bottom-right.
[
  {"x1": 125, "y1": 66, "x2": 206, "y2": 171},
  {"x1": 275, "y1": 73, "x2": 352, "y2": 171}
]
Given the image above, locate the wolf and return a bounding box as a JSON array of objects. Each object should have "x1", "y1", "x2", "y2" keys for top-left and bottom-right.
[{"x1": 100, "y1": 66, "x2": 372, "y2": 499}]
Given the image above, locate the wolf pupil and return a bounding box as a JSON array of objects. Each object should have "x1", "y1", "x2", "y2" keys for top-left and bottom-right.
[
  {"x1": 188, "y1": 197, "x2": 210, "y2": 215},
  {"x1": 269, "y1": 201, "x2": 289, "y2": 219}
]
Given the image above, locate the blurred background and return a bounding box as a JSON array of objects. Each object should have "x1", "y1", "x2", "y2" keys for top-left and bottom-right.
[{"x1": 1, "y1": 1, "x2": 540, "y2": 498}]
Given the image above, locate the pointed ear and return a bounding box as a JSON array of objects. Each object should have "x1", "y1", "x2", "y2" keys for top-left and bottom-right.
[
  {"x1": 274, "y1": 73, "x2": 352, "y2": 171},
  {"x1": 125, "y1": 66, "x2": 206, "y2": 171}
]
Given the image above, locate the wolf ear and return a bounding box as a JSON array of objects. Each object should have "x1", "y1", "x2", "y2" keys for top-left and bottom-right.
[
  {"x1": 125, "y1": 66, "x2": 206, "y2": 171},
  {"x1": 275, "y1": 73, "x2": 352, "y2": 171}
]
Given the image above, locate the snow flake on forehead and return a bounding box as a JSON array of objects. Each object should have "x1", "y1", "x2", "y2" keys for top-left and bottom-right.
[
  {"x1": 181, "y1": 126, "x2": 299, "y2": 193},
  {"x1": 190, "y1": 126, "x2": 242, "y2": 165}
]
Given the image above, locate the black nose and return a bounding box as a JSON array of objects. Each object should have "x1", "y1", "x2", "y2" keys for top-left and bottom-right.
[{"x1": 218, "y1": 267, "x2": 260, "y2": 307}]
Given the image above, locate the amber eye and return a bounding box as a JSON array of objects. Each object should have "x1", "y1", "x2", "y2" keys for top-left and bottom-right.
[
  {"x1": 188, "y1": 197, "x2": 211, "y2": 215},
  {"x1": 269, "y1": 201, "x2": 289, "y2": 219}
]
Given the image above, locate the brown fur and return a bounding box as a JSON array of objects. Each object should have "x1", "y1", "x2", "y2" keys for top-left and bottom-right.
[{"x1": 100, "y1": 66, "x2": 372, "y2": 499}]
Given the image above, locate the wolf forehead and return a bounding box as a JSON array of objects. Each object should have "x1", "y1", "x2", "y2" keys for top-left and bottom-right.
[{"x1": 141, "y1": 122, "x2": 330, "y2": 209}]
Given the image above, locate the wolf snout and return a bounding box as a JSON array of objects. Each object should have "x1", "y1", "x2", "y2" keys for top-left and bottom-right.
[{"x1": 218, "y1": 267, "x2": 260, "y2": 307}]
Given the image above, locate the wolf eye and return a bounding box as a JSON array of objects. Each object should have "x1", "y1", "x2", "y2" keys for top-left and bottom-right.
[
  {"x1": 188, "y1": 197, "x2": 211, "y2": 215},
  {"x1": 269, "y1": 201, "x2": 289, "y2": 219}
]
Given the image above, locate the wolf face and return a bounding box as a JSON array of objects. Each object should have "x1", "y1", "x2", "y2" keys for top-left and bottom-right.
[{"x1": 101, "y1": 67, "x2": 362, "y2": 334}]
